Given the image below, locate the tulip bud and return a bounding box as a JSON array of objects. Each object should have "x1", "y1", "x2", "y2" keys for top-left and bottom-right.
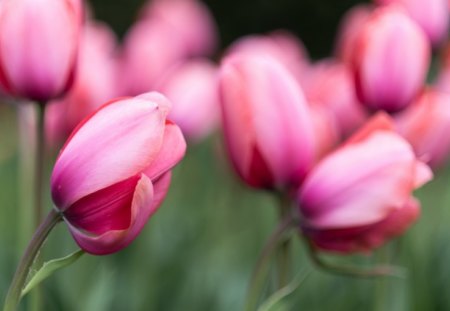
[
  {"x1": 298, "y1": 113, "x2": 432, "y2": 253},
  {"x1": 0, "y1": 0, "x2": 83, "y2": 102},
  {"x1": 46, "y1": 21, "x2": 119, "y2": 145},
  {"x1": 374, "y1": 0, "x2": 449, "y2": 45},
  {"x1": 396, "y1": 89, "x2": 450, "y2": 168},
  {"x1": 51, "y1": 92, "x2": 186, "y2": 255},
  {"x1": 155, "y1": 59, "x2": 220, "y2": 142},
  {"x1": 352, "y1": 5, "x2": 430, "y2": 113},
  {"x1": 219, "y1": 55, "x2": 315, "y2": 190}
]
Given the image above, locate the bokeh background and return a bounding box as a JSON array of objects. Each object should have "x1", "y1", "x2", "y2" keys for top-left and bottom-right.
[{"x1": 2, "y1": 0, "x2": 450, "y2": 310}]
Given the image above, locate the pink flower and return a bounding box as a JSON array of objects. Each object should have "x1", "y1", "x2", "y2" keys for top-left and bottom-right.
[
  {"x1": 0, "y1": 0, "x2": 83, "y2": 102},
  {"x1": 374, "y1": 0, "x2": 449, "y2": 45},
  {"x1": 50, "y1": 92, "x2": 186, "y2": 255},
  {"x1": 219, "y1": 55, "x2": 315, "y2": 190},
  {"x1": 396, "y1": 89, "x2": 450, "y2": 168},
  {"x1": 298, "y1": 113, "x2": 432, "y2": 253},
  {"x1": 46, "y1": 21, "x2": 119, "y2": 145},
  {"x1": 155, "y1": 59, "x2": 219, "y2": 142},
  {"x1": 352, "y1": 5, "x2": 430, "y2": 113}
]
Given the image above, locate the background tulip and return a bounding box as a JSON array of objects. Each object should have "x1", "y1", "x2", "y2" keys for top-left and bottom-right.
[
  {"x1": 0, "y1": 0, "x2": 83, "y2": 102},
  {"x1": 351, "y1": 5, "x2": 430, "y2": 113},
  {"x1": 219, "y1": 55, "x2": 315, "y2": 190},
  {"x1": 298, "y1": 114, "x2": 432, "y2": 253},
  {"x1": 51, "y1": 92, "x2": 186, "y2": 255}
]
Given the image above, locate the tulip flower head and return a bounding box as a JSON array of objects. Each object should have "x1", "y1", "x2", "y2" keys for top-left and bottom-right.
[
  {"x1": 297, "y1": 113, "x2": 432, "y2": 253},
  {"x1": 0, "y1": 0, "x2": 83, "y2": 102},
  {"x1": 352, "y1": 5, "x2": 430, "y2": 113},
  {"x1": 51, "y1": 92, "x2": 186, "y2": 255},
  {"x1": 219, "y1": 55, "x2": 315, "y2": 190}
]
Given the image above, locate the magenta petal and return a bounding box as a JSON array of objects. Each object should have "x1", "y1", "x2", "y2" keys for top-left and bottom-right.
[{"x1": 66, "y1": 174, "x2": 154, "y2": 255}]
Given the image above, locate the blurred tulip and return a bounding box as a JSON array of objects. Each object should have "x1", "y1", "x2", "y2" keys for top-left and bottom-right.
[
  {"x1": 396, "y1": 89, "x2": 450, "y2": 168},
  {"x1": 121, "y1": 19, "x2": 186, "y2": 96},
  {"x1": 226, "y1": 30, "x2": 309, "y2": 84},
  {"x1": 298, "y1": 113, "x2": 432, "y2": 253},
  {"x1": 51, "y1": 92, "x2": 186, "y2": 255},
  {"x1": 141, "y1": 0, "x2": 218, "y2": 57},
  {"x1": 155, "y1": 59, "x2": 219, "y2": 142},
  {"x1": 334, "y1": 5, "x2": 372, "y2": 64},
  {"x1": 0, "y1": 0, "x2": 83, "y2": 102},
  {"x1": 352, "y1": 5, "x2": 430, "y2": 113},
  {"x1": 46, "y1": 21, "x2": 119, "y2": 145},
  {"x1": 375, "y1": 0, "x2": 449, "y2": 45},
  {"x1": 219, "y1": 55, "x2": 315, "y2": 190},
  {"x1": 302, "y1": 60, "x2": 368, "y2": 137}
]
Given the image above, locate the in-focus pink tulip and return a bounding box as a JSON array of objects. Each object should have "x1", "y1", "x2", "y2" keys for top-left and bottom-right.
[
  {"x1": 298, "y1": 113, "x2": 432, "y2": 253},
  {"x1": 155, "y1": 59, "x2": 219, "y2": 142},
  {"x1": 225, "y1": 30, "x2": 309, "y2": 84},
  {"x1": 46, "y1": 21, "x2": 119, "y2": 145},
  {"x1": 302, "y1": 60, "x2": 368, "y2": 137},
  {"x1": 51, "y1": 92, "x2": 186, "y2": 255},
  {"x1": 352, "y1": 5, "x2": 430, "y2": 113},
  {"x1": 0, "y1": 0, "x2": 83, "y2": 102},
  {"x1": 121, "y1": 19, "x2": 186, "y2": 96},
  {"x1": 396, "y1": 89, "x2": 450, "y2": 168},
  {"x1": 375, "y1": 0, "x2": 449, "y2": 45},
  {"x1": 334, "y1": 5, "x2": 372, "y2": 64},
  {"x1": 219, "y1": 55, "x2": 316, "y2": 190},
  {"x1": 140, "y1": 0, "x2": 218, "y2": 57}
]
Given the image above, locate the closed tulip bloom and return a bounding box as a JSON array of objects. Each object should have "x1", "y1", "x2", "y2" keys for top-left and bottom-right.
[
  {"x1": 375, "y1": 0, "x2": 449, "y2": 45},
  {"x1": 219, "y1": 55, "x2": 315, "y2": 190},
  {"x1": 0, "y1": 0, "x2": 83, "y2": 102},
  {"x1": 155, "y1": 59, "x2": 219, "y2": 142},
  {"x1": 47, "y1": 21, "x2": 119, "y2": 145},
  {"x1": 298, "y1": 113, "x2": 432, "y2": 253},
  {"x1": 396, "y1": 89, "x2": 450, "y2": 168},
  {"x1": 51, "y1": 92, "x2": 186, "y2": 255},
  {"x1": 352, "y1": 5, "x2": 430, "y2": 113}
]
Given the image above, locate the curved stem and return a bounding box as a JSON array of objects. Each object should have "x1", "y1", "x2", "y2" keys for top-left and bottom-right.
[
  {"x1": 34, "y1": 103, "x2": 46, "y2": 227},
  {"x1": 244, "y1": 214, "x2": 294, "y2": 311},
  {"x1": 3, "y1": 209, "x2": 62, "y2": 311},
  {"x1": 306, "y1": 240, "x2": 406, "y2": 279},
  {"x1": 276, "y1": 193, "x2": 293, "y2": 289}
]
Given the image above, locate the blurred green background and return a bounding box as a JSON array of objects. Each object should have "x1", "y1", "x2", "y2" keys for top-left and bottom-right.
[{"x1": 2, "y1": 0, "x2": 450, "y2": 310}]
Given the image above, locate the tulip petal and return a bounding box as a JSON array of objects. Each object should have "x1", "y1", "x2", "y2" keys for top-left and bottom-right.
[
  {"x1": 51, "y1": 93, "x2": 169, "y2": 210},
  {"x1": 151, "y1": 172, "x2": 172, "y2": 210},
  {"x1": 66, "y1": 174, "x2": 155, "y2": 255}
]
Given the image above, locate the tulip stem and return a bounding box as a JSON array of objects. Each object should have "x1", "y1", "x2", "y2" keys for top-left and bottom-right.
[
  {"x1": 276, "y1": 193, "x2": 293, "y2": 289},
  {"x1": 34, "y1": 103, "x2": 46, "y2": 227},
  {"x1": 3, "y1": 209, "x2": 62, "y2": 311},
  {"x1": 306, "y1": 240, "x2": 406, "y2": 279},
  {"x1": 243, "y1": 213, "x2": 294, "y2": 311}
]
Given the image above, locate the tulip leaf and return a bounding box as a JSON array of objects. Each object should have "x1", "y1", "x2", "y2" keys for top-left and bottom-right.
[
  {"x1": 257, "y1": 270, "x2": 310, "y2": 311},
  {"x1": 21, "y1": 249, "x2": 85, "y2": 297}
]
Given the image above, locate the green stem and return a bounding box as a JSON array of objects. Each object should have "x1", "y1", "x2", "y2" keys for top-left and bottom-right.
[
  {"x1": 34, "y1": 103, "x2": 46, "y2": 227},
  {"x1": 244, "y1": 214, "x2": 294, "y2": 311},
  {"x1": 276, "y1": 193, "x2": 292, "y2": 289},
  {"x1": 306, "y1": 240, "x2": 406, "y2": 279},
  {"x1": 3, "y1": 209, "x2": 61, "y2": 311}
]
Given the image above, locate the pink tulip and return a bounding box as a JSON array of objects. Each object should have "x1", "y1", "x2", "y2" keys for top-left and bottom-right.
[
  {"x1": 121, "y1": 19, "x2": 186, "y2": 96},
  {"x1": 375, "y1": 0, "x2": 449, "y2": 45},
  {"x1": 51, "y1": 92, "x2": 186, "y2": 255},
  {"x1": 298, "y1": 113, "x2": 432, "y2": 253},
  {"x1": 46, "y1": 21, "x2": 119, "y2": 145},
  {"x1": 334, "y1": 5, "x2": 372, "y2": 64},
  {"x1": 219, "y1": 55, "x2": 315, "y2": 190},
  {"x1": 0, "y1": 0, "x2": 83, "y2": 102},
  {"x1": 155, "y1": 59, "x2": 219, "y2": 142},
  {"x1": 396, "y1": 89, "x2": 450, "y2": 168},
  {"x1": 302, "y1": 59, "x2": 368, "y2": 137},
  {"x1": 352, "y1": 5, "x2": 430, "y2": 113},
  {"x1": 140, "y1": 0, "x2": 218, "y2": 57}
]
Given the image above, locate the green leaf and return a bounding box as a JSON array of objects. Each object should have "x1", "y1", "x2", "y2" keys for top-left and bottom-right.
[
  {"x1": 21, "y1": 249, "x2": 85, "y2": 297},
  {"x1": 257, "y1": 270, "x2": 310, "y2": 311}
]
